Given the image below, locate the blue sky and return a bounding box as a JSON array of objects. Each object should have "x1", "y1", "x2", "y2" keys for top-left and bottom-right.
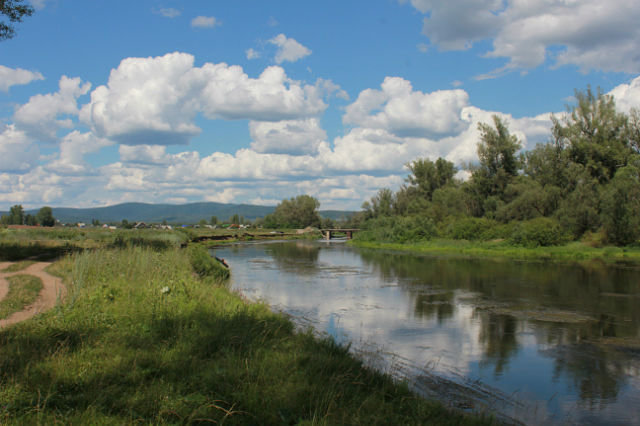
[{"x1": 1, "y1": 0, "x2": 639, "y2": 210}]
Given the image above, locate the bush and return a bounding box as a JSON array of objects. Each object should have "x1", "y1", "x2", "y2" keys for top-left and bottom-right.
[
  {"x1": 355, "y1": 215, "x2": 436, "y2": 243},
  {"x1": 447, "y1": 217, "x2": 508, "y2": 241},
  {"x1": 508, "y1": 217, "x2": 569, "y2": 247}
]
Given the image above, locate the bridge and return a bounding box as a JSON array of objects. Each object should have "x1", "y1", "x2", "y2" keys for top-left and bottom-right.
[{"x1": 319, "y1": 228, "x2": 360, "y2": 240}]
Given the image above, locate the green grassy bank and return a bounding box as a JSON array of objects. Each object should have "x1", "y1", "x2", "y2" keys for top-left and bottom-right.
[
  {"x1": 0, "y1": 246, "x2": 489, "y2": 425},
  {"x1": 350, "y1": 238, "x2": 640, "y2": 265}
]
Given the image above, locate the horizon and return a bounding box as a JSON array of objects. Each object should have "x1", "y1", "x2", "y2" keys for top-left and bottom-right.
[{"x1": 1, "y1": 1, "x2": 639, "y2": 211}]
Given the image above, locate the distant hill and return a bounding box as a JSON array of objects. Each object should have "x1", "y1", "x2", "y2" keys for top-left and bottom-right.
[{"x1": 0, "y1": 202, "x2": 355, "y2": 225}]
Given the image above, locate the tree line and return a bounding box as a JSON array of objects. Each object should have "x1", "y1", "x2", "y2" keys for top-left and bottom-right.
[
  {"x1": 0, "y1": 205, "x2": 56, "y2": 226},
  {"x1": 355, "y1": 87, "x2": 640, "y2": 247}
]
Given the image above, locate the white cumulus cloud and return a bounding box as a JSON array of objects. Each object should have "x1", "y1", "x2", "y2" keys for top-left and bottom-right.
[
  {"x1": 156, "y1": 8, "x2": 181, "y2": 18},
  {"x1": 344, "y1": 77, "x2": 470, "y2": 139},
  {"x1": 246, "y1": 48, "x2": 260, "y2": 60},
  {"x1": 268, "y1": 34, "x2": 312, "y2": 64},
  {"x1": 0, "y1": 66, "x2": 44, "y2": 92},
  {"x1": 13, "y1": 76, "x2": 91, "y2": 141},
  {"x1": 404, "y1": 0, "x2": 640, "y2": 75},
  {"x1": 191, "y1": 16, "x2": 220, "y2": 28},
  {"x1": 46, "y1": 131, "x2": 112, "y2": 176},
  {"x1": 249, "y1": 118, "x2": 326, "y2": 155},
  {"x1": 79, "y1": 52, "x2": 326, "y2": 146},
  {"x1": 0, "y1": 125, "x2": 39, "y2": 173}
]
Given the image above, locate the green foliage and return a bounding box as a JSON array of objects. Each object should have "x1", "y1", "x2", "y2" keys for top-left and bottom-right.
[
  {"x1": 356, "y1": 215, "x2": 436, "y2": 243},
  {"x1": 264, "y1": 194, "x2": 321, "y2": 228},
  {"x1": 187, "y1": 245, "x2": 230, "y2": 280},
  {"x1": 446, "y1": 217, "x2": 514, "y2": 241},
  {"x1": 1, "y1": 205, "x2": 24, "y2": 225},
  {"x1": 508, "y1": 217, "x2": 569, "y2": 247},
  {"x1": 600, "y1": 164, "x2": 640, "y2": 245},
  {"x1": 0, "y1": 0, "x2": 33, "y2": 40},
  {"x1": 405, "y1": 157, "x2": 457, "y2": 201},
  {"x1": 36, "y1": 206, "x2": 56, "y2": 226},
  {"x1": 553, "y1": 86, "x2": 631, "y2": 183},
  {"x1": 469, "y1": 115, "x2": 522, "y2": 209}
]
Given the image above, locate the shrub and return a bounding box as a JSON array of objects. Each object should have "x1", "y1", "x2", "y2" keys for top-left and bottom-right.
[
  {"x1": 508, "y1": 217, "x2": 569, "y2": 247},
  {"x1": 447, "y1": 217, "x2": 498, "y2": 240},
  {"x1": 355, "y1": 215, "x2": 436, "y2": 243}
]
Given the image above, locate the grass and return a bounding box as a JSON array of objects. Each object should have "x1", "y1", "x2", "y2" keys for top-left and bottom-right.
[
  {"x1": 0, "y1": 275, "x2": 43, "y2": 319},
  {"x1": 1, "y1": 260, "x2": 37, "y2": 272},
  {"x1": 0, "y1": 246, "x2": 491, "y2": 425},
  {"x1": 351, "y1": 238, "x2": 640, "y2": 265}
]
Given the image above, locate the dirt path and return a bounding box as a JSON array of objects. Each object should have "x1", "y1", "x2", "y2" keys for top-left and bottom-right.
[{"x1": 0, "y1": 262, "x2": 66, "y2": 329}]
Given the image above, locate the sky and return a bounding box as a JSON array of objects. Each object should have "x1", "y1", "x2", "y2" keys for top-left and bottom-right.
[{"x1": 1, "y1": 0, "x2": 640, "y2": 211}]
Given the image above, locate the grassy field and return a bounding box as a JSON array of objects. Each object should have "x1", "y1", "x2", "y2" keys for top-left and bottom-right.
[
  {"x1": 0, "y1": 235, "x2": 490, "y2": 424},
  {"x1": 0, "y1": 275, "x2": 43, "y2": 319},
  {"x1": 351, "y1": 238, "x2": 640, "y2": 265}
]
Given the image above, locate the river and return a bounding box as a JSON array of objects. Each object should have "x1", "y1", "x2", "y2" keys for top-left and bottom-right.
[{"x1": 212, "y1": 240, "x2": 640, "y2": 425}]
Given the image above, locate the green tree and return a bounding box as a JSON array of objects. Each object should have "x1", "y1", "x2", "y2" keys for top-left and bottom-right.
[
  {"x1": 467, "y1": 116, "x2": 522, "y2": 216},
  {"x1": 229, "y1": 214, "x2": 240, "y2": 225},
  {"x1": 363, "y1": 188, "x2": 395, "y2": 218},
  {"x1": 264, "y1": 195, "x2": 321, "y2": 228},
  {"x1": 405, "y1": 157, "x2": 457, "y2": 201},
  {"x1": 24, "y1": 213, "x2": 37, "y2": 226},
  {"x1": 36, "y1": 206, "x2": 55, "y2": 227},
  {"x1": 552, "y1": 86, "x2": 631, "y2": 183},
  {"x1": 198, "y1": 219, "x2": 208, "y2": 226},
  {"x1": 601, "y1": 163, "x2": 640, "y2": 245},
  {"x1": 1, "y1": 0, "x2": 33, "y2": 40},
  {"x1": 210, "y1": 216, "x2": 218, "y2": 225},
  {"x1": 6, "y1": 204, "x2": 24, "y2": 225}
]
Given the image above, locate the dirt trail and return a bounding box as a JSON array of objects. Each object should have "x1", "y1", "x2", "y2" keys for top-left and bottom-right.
[{"x1": 0, "y1": 262, "x2": 66, "y2": 328}]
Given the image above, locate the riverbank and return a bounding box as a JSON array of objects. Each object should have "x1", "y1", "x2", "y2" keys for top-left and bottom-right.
[
  {"x1": 350, "y1": 238, "x2": 640, "y2": 265},
  {"x1": 0, "y1": 245, "x2": 491, "y2": 424}
]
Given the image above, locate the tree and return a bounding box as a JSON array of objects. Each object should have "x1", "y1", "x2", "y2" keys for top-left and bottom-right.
[
  {"x1": 6, "y1": 204, "x2": 25, "y2": 225},
  {"x1": 405, "y1": 157, "x2": 457, "y2": 201},
  {"x1": 467, "y1": 116, "x2": 522, "y2": 216},
  {"x1": 601, "y1": 164, "x2": 640, "y2": 245},
  {"x1": 36, "y1": 206, "x2": 55, "y2": 226},
  {"x1": 264, "y1": 195, "x2": 321, "y2": 228},
  {"x1": 210, "y1": 216, "x2": 218, "y2": 225},
  {"x1": 1, "y1": 0, "x2": 34, "y2": 41},
  {"x1": 24, "y1": 213, "x2": 37, "y2": 226},
  {"x1": 552, "y1": 86, "x2": 631, "y2": 183}
]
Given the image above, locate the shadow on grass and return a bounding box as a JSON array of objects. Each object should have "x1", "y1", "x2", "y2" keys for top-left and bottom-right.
[
  {"x1": 0, "y1": 242, "x2": 82, "y2": 261},
  {"x1": 0, "y1": 306, "x2": 486, "y2": 425}
]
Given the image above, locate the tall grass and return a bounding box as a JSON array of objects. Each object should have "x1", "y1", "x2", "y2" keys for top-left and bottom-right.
[
  {"x1": 0, "y1": 247, "x2": 489, "y2": 424},
  {"x1": 351, "y1": 238, "x2": 640, "y2": 264}
]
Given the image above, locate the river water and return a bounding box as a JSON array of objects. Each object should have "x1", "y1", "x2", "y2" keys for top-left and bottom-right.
[{"x1": 212, "y1": 240, "x2": 640, "y2": 425}]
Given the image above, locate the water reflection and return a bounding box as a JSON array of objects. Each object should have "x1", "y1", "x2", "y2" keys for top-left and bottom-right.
[{"x1": 214, "y1": 241, "x2": 640, "y2": 425}]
